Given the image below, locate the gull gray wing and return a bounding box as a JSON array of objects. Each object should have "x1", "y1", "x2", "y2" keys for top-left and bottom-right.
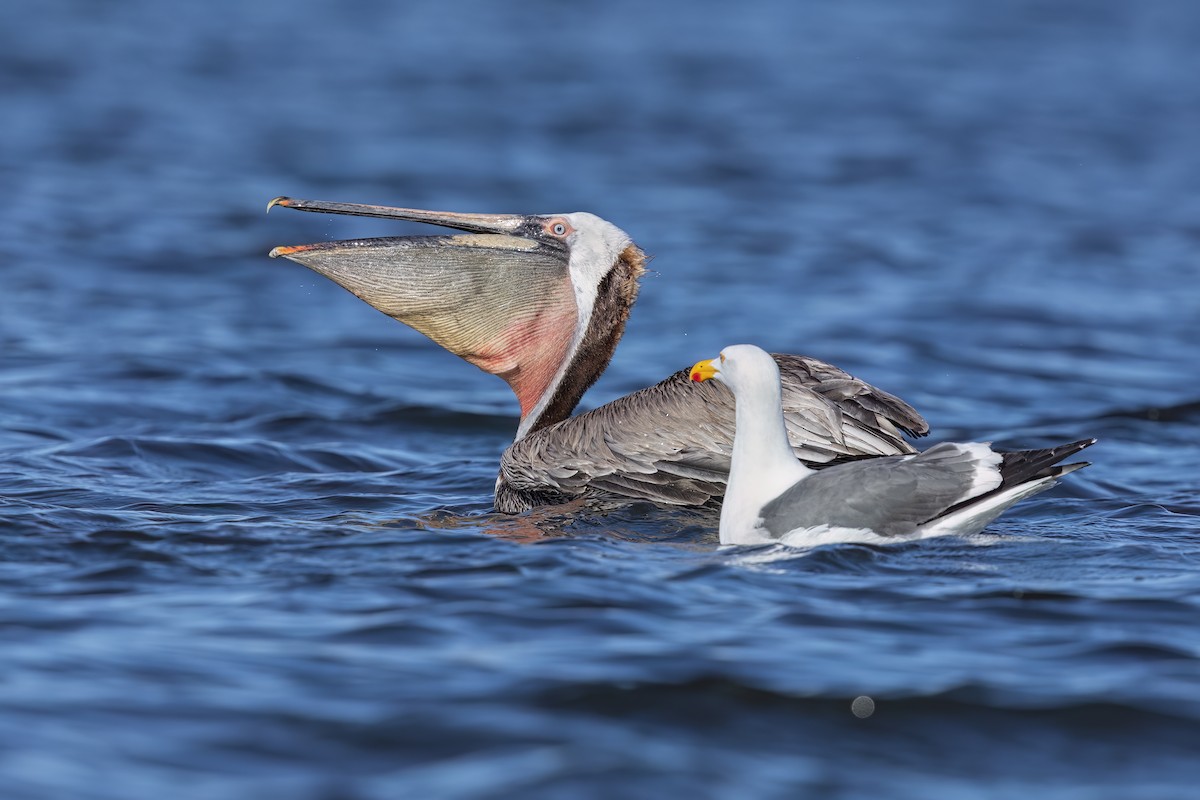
[
  {"x1": 758, "y1": 442, "x2": 1001, "y2": 538},
  {"x1": 495, "y1": 354, "x2": 929, "y2": 512}
]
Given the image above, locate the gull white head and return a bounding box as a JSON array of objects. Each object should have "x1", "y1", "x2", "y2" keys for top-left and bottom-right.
[{"x1": 689, "y1": 344, "x2": 782, "y2": 397}]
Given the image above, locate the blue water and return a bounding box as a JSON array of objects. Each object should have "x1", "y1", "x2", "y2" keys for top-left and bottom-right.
[{"x1": 3, "y1": 1, "x2": 1199, "y2": 797}]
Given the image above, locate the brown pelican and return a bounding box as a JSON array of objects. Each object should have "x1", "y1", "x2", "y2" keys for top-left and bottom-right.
[
  {"x1": 267, "y1": 197, "x2": 930, "y2": 513},
  {"x1": 690, "y1": 345, "x2": 1093, "y2": 545}
]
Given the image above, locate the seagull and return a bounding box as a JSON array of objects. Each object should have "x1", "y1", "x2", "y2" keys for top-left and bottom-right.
[
  {"x1": 267, "y1": 197, "x2": 929, "y2": 512},
  {"x1": 690, "y1": 344, "x2": 1094, "y2": 546}
]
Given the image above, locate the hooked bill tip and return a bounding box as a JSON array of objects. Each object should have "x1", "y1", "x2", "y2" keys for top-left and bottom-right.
[
  {"x1": 266, "y1": 196, "x2": 293, "y2": 213},
  {"x1": 268, "y1": 244, "x2": 310, "y2": 258}
]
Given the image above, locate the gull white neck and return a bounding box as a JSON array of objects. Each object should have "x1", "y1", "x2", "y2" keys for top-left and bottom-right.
[{"x1": 719, "y1": 363, "x2": 811, "y2": 544}]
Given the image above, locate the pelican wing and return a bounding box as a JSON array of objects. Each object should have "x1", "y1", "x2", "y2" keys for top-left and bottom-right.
[{"x1": 496, "y1": 354, "x2": 929, "y2": 512}]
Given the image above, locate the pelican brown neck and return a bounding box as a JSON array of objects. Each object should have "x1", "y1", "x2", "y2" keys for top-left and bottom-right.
[{"x1": 515, "y1": 243, "x2": 646, "y2": 440}]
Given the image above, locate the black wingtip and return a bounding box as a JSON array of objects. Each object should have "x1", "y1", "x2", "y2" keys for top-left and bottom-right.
[
  {"x1": 999, "y1": 438, "x2": 1097, "y2": 488},
  {"x1": 1042, "y1": 438, "x2": 1097, "y2": 461}
]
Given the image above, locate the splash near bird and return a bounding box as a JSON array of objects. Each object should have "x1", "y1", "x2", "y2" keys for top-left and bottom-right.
[
  {"x1": 267, "y1": 197, "x2": 930, "y2": 512},
  {"x1": 691, "y1": 345, "x2": 1093, "y2": 545}
]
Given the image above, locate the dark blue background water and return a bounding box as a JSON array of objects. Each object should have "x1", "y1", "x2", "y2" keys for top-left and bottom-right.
[{"x1": 2, "y1": 1, "x2": 1199, "y2": 797}]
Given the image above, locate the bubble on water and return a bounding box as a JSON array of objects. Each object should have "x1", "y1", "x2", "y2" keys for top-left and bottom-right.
[{"x1": 851, "y1": 696, "x2": 875, "y2": 719}]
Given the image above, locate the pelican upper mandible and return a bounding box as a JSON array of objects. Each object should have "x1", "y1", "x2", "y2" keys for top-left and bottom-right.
[{"x1": 267, "y1": 197, "x2": 930, "y2": 513}]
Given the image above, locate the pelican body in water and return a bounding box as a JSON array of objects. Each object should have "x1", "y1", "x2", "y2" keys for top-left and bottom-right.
[
  {"x1": 690, "y1": 345, "x2": 1093, "y2": 545},
  {"x1": 267, "y1": 197, "x2": 929, "y2": 513}
]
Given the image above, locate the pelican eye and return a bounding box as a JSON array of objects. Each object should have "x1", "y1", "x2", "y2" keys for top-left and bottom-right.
[{"x1": 542, "y1": 218, "x2": 574, "y2": 238}]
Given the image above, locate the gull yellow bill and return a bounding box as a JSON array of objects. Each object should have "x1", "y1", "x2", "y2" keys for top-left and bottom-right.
[{"x1": 690, "y1": 358, "x2": 719, "y2": 382}]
